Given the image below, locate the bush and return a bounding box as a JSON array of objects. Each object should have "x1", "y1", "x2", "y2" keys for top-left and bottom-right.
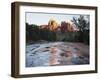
[
  {"x1": 26, "y1": 23, "x2": 57, "y2": 42},
  {"x1": 26, "y1": 23, "x2": 89, "y2": 45},
  {"x1": 56, "y1": 31, "x2": 89, "y2": 45}
]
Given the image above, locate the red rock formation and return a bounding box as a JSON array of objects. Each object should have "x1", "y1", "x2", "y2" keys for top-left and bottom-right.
[
  {"x1": 48, "y1": 19, "x2": 58, "y2": 31},
  {"x1": 40, "y1": 20, "x2": 78, "y2": 32},
  {"x1": 61, "y1": 21, "x2": 78, "y2": 32},
  {"x1": 40, "y1": 25, "x2": 49, "y2": 29}
]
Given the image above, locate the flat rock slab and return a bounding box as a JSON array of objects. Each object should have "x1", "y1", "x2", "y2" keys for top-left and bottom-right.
[{"x1": 26, "y1": 42, "x2": 89, "y2": 67}]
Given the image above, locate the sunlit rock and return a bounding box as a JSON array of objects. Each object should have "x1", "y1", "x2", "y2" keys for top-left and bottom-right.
[{"x1": 48, "y1": 19, "x2": 58, "y2": 31}]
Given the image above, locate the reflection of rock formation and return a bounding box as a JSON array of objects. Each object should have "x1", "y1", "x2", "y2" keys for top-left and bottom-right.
[{"x1": 49, "y1": 47, "x2": 59, "y2": 65}]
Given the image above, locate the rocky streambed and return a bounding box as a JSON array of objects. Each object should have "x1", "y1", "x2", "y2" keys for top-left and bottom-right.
[{"x1": 26, "y1": 42, "x2": 89, "y2": 67}]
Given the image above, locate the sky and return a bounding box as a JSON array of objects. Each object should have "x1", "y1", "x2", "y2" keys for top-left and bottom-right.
[{"x1": 26, "y1": 12, "x2": 89, "y2": 25}]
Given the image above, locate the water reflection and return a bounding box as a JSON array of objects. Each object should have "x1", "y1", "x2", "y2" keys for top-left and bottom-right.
[{"x1": 26, "y1": 42, "x2": 89, "y2": 67}]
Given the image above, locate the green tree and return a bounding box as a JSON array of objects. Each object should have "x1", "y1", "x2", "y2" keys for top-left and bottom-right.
[
  {"x1": 72, "y1": 15, "x2": 89, "y2": 32},
  {"x1": 72, "y1": 15, "x2": 89, "y2": 44}
]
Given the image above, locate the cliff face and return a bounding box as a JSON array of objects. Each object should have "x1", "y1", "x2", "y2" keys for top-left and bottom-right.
[
  {"x1": 48, "y1": 19, "x2": 58, "y2": 31},
  {"x1": 40, "y1": 19, "x2": 78, "y2": 32},
  {"x1": 61, "y1": 21, "x2": 78, "y2": 32}
]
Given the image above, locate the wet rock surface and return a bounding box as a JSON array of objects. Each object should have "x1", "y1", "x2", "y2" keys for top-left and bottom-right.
[{"x1": 26, "y1": 42, "x2": 89, "y2": 67}]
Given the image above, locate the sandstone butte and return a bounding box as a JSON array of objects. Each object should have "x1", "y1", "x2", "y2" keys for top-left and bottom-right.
[{"x1": 40, "y1": 19, "x2": 79, "y2": 32}]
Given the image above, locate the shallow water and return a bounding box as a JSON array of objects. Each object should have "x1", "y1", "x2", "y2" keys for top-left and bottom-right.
[{"x1": 26, "y1": 42, "x2": 89, "y2": 67}]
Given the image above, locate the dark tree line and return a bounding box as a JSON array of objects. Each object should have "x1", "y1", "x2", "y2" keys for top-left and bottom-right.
[{"x1": 26, "y1": 23, "x2": 56, "y2": 43}]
